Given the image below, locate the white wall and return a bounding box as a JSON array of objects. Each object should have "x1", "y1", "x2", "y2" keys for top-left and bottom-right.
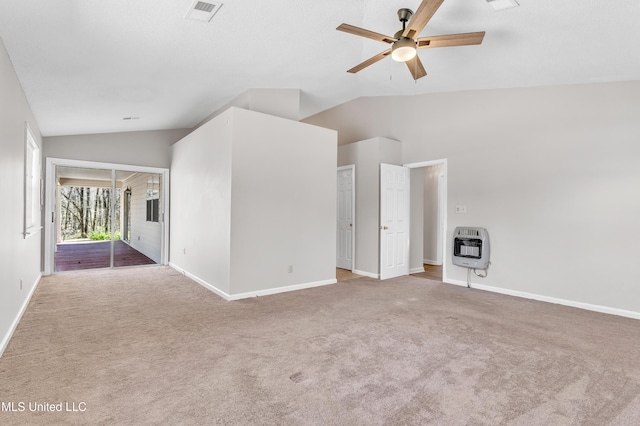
[
  {"x1": 171, "y1": 107, "x2": 337, "y2": 298},
  {"x1": 302, "y1": 97, "x2": 392, "y2": 146},
  {"x1": 338, "y1": 137, "x2": 402, "y2": 277},
  {"x1": 423, "y1": 164, "x2": 444, "y2": 265},
  {"x1": 43, "y1": 129, "x2": 190, "y2": 169},
  {"x1": 0, "y1": 37, "x2": 43, "y2": 356},
  {"x1": 196, "y1": 89, "x2": 301, "y2": 128},
  {"x1": 124, "y1": 173, "x2": 162, "y2": 263},
  {"x1": 229, "y1": 108, "x2": 337, "y2": 294},
  {"x1": 306, "y1": 80, "x2": 640, "y2": 317},
  {"x1": 170, "y1": 109, "x2": 233, "y2": 295},
  {"x1": 409, "y1": 168, "x2": 424, "y2": 273}
]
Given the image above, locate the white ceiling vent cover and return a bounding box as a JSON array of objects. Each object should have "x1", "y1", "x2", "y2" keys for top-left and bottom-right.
[
  {"x1": 185, "y1": 1, "x2": 223, "y2": 22},
  {"x1": 486, "y1": 0, "x2": 520, "y2": 11}
]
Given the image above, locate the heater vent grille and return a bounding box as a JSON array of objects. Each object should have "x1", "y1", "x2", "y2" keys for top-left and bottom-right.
[{"x1": 456, "y1": 228, "x2": 480, "y2": 237}]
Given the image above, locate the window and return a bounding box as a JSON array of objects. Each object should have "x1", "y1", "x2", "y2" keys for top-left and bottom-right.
[
  {"x1": 24, "y1": 124, "x2": 41, "y2": 238},
  {"x1": 146, "y1": 175, "x2": 160, "y2": 223},
  {"x1": 146, "y1": 199, "x2": 159, "y2": 222}
]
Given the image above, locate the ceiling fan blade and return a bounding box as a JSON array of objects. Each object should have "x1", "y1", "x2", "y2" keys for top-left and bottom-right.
[
  {"x1": 417, "y1": 32, "x2": 486, "y2": 48},
  {"x1": 347, "y1": 49, "x2": 392, "y2": 74},
  {"x1": 403, "y1": 0, "x2": 445, "y2": 39},
  {"x1": 337, "y1": 23, "x2": 396, "y2": 44},
  {"x1": 406, "y1": 56, "x2": 427, "y2": 80}
]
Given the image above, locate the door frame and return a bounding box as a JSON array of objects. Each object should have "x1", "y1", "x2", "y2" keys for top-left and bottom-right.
[
  {"x1": 44, "y1": 158, "x2": 170, "y2": 275},
  {"x1": 336, "y1": 165, "x2": 356, "y2": 271},
  {"x1": 404, "y1": 159, "x2": 448, "y2": 282}
]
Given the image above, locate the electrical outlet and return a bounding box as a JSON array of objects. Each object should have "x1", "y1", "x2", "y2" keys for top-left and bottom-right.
[
  {"x1": 183, "y1": 248, "x2": 186, "y2": 255},
  {"x1": 455, "y1": 205, "x2": 467, "y2": 214},
  {"x1": 20, "y1": 279, "x2": 23, "y2": 290},
  {"x1": 288, "y1": 265, "x2": 293, "y2": 273},
  {"x1": 137, "y1": 236, "x2": 141, "y2": 240}
]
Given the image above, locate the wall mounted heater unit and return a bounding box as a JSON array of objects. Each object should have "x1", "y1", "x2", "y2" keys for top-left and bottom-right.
[{"x1": 452, "y1": 227, "x2": 490, "y2": 269}]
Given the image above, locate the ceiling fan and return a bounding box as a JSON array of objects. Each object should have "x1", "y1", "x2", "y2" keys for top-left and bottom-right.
[{"x1": 337, "y1": 0, "x2": 485, "y2": 80}]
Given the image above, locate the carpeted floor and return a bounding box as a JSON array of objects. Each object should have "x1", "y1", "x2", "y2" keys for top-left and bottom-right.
[{"x1": 1, "y1": 266, "x2": 639, "y2": 425}]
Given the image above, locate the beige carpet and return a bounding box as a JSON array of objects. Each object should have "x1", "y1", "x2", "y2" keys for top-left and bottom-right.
[{"x1": 1, "y1": 267, "x2": 639, "y2": 425}]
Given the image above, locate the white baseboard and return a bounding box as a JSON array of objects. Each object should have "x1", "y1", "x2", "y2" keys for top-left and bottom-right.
[
  {"x1": 228, "y1": 279, "x2": 337, "y2": 300},
  {"x1": 0, "y1": 273, "x2": 41, "y2": 358},
  {"x1": 443, "y1": 278, "x2": 640, "y2": 321},
  {"x1": 410, "y1": 267, "x2": 426, "y2": 274},
  {"x1": 170, "y1": 263, "x2": 337, "y2": 301},
  {"x1": 353, "y1": 269, "x2": 379, "y2": 279},
  {"x1": 170, "y1": 263, "x2": 233, "y2": 300},
  {"x1": 423, "y1": 259, "x2": 442, "y2": 266}
]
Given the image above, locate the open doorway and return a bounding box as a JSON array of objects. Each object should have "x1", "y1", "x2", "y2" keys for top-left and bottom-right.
[
  {"x1": 406, "y1": 159, "x2": 447, "y2": 282},
  {"x1": 45, "y1": 159, "x2": 169, "y2": 274}
]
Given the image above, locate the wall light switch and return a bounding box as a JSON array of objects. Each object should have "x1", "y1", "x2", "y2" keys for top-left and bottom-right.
[{"x1": 455, "y1": 205, "x2": 467, "y2": 214}]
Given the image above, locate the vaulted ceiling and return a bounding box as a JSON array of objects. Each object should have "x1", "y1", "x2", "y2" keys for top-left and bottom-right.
[{"x1": 1, "y1": 0, "x2": 638, "y2": 136}]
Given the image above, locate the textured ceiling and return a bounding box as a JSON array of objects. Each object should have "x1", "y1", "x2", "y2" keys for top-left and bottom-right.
[{"x1": 0, "y1": 0, "x2": 639, "y2": 137}]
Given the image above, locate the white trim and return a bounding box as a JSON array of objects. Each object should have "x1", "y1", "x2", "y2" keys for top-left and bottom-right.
[
  {"x1": 353, "y1": 269, "x2": 379, "y2": 279},
  {"x1": 436, "y1": 171, "x2": 445, "y2": 265},
  {"x1": 404, "y1": 159, "x2": 448, "y2": 283},
  {"x1": 44, "y1": 158, "x2": 170, "y2": 275},
  {"x1": 170, "y1": 263, "x2": 232, "y2": 300},
  {"x1": 410, "y1": 267, "x2": 425, "y2": 274},
  {"x1": 24, "y1": 123, "x2": 42, "y2": 238},
  {"x1": 337, "y1": 165, "x2": 356, "y2": 271},
  {"x1": 443, "y1": 278, "x2": 640, "y2": 321},
  {"x1": 170, "y1": 263, "x2": 337, "y2": 301},
  {"x1": 423, "y1": 259, "x2": 442, "y2": 265},
  {"x1": 227, "y1": 279, "x2": 337, "y2": 300},
  {"x1": 0, "y1": 274, "x2": 41, "y2": 358}
]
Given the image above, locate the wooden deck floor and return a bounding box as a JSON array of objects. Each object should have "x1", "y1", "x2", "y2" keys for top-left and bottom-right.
[{"x1": 55, "y1": 240, "x2": 156, "y2": 272}]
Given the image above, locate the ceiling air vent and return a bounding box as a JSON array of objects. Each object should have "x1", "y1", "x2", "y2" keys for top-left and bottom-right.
[
  {"x1": 486, "y1": 0, "x2": 520, "y2": 11},
  {"x1": 185, "y1": 1, "x2": 223, "y2": 22}
]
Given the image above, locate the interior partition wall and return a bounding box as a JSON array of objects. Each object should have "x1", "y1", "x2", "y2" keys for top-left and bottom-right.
[{"x1": 44, "y1": 158, "x2": 169, "y2": 275}]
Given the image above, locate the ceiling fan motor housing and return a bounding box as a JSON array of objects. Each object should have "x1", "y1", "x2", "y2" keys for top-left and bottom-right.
[{"x1": 397, "y1": 8, "x2": 414, "y2": 23}]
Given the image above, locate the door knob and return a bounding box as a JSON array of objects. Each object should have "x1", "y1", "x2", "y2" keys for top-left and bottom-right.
[
  {"x1": 349, "y1": 224, "x2": 352, "y2": 227},
  {"x1": 383, "y1": 226, "x2": 388, "y2": 230}
]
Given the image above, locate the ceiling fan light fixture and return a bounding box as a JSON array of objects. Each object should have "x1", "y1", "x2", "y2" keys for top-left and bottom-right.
[{"x1": 391, "y1": 38, "x2": 417, "y2": 62}]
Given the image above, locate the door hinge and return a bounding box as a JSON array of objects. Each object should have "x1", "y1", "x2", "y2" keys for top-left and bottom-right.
[{"x1": 51, "y1": 212, "x2": 55, "y2": 223}]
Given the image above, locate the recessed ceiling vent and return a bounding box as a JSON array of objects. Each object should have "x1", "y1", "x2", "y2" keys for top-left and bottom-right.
[
  {"x1": 185, "y1": 1, "x2": 223, "y2": 22},
  {"x1": 486, "y1": 0, "x2": 520, "y2": 11}
]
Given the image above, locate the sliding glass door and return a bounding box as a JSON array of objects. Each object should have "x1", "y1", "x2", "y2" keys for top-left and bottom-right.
[{"x1": 45, "y1": 159, "x2": 168, "y2": 274}]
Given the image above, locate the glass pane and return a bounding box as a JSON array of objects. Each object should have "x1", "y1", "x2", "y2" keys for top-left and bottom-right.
[
  {"x1": 54, "y1": 166, "x2": 114, "y2": 271},
  {"x1": 114, "y1": 171, "x2": 160, "y2": 268}
]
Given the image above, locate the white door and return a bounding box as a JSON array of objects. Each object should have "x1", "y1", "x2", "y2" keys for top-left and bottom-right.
[
  {"x1": 380, "y1": 163, "x2": 410, "y2": 280},
  {"x1": 337, "y1": 166, "x2": 354, "y2": 270}
]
